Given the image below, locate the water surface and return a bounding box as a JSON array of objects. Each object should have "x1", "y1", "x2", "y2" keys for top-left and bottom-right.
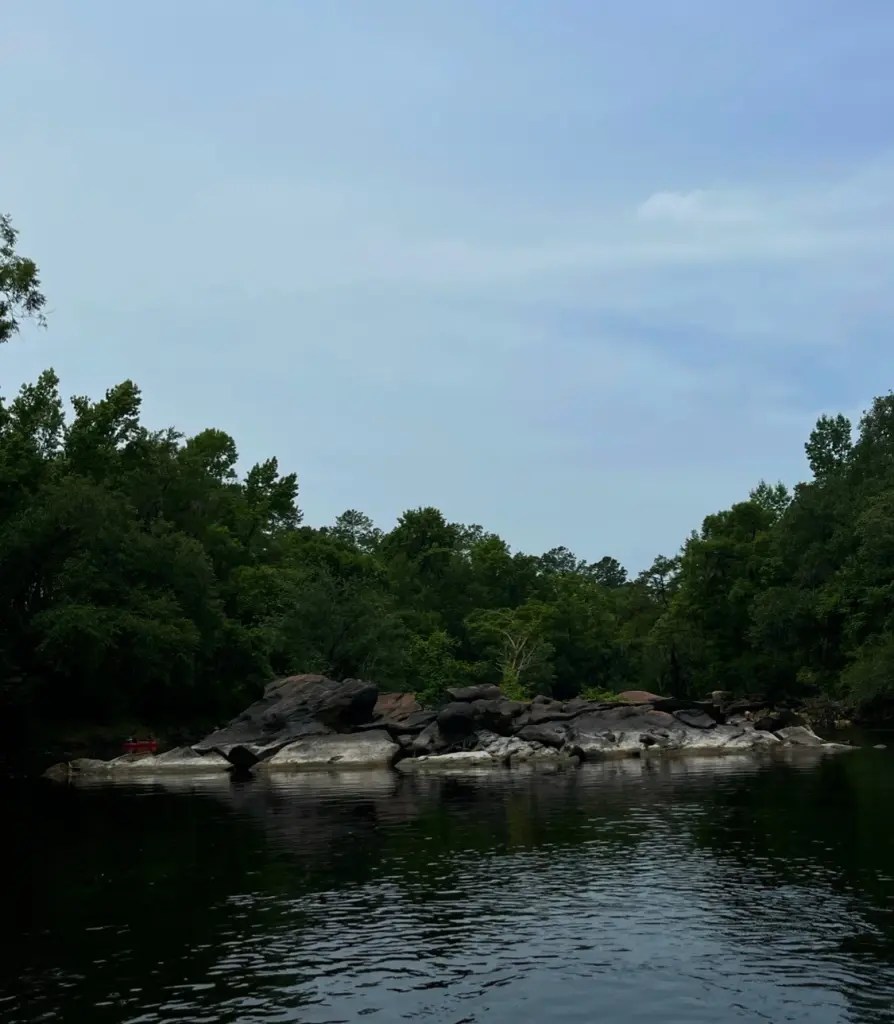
[{"x1": 6, "y1": 750, "x2": 894, "y2": 1023}]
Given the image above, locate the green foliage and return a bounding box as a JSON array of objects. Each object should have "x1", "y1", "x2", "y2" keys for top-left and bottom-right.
[
  {"x1": 466, "y1": 603, "x2": 555, "y2": 698},
  {"x1": 2, "y1": 362, "x2": 894, "y2": 724},
  {"x1": 404, "y1": 630, "x2": 477, "y2": 707},
  {"x1": 0, "y1": 214, "x2": 46, "y2": 344},
  {"x1": 805, "y1": 414, "x2": 852, "y2": 480},
  {"x1": 578, "y1": 686, "x2": 622, "y2": 703}
]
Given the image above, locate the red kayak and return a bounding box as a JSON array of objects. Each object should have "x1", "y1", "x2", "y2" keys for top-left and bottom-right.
[{"x1": 122, "y1": 738, "x2": 158, "y2": 754}]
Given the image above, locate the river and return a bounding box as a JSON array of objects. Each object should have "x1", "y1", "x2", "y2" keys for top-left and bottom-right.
[{"x1": 5, "y1": 749, "x2": 894, "y2": 1023}]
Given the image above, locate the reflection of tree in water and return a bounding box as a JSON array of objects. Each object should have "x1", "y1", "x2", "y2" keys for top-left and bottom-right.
[
  {"x1": 688, "y1": 751, "x2": 894, "y2": 986},
  {"x1": 689, "y1": 752, "x2": 893, "y2": 891},
  {"x1": 9, "y1": 768, "x2": 653, "y2": 1019},
  {"x1": 12, "y1": 754, "x2": 894, "y2": 1024},
  {"x1": 216, "y1": 757, "x2": 774, "y2": 904},
  {"x1": 7, "y1": 777, "x2": 289, "y2": 1021}
]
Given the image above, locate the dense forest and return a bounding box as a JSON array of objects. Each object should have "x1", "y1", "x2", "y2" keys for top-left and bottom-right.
[{"x1": 2, "y1": 216, "x2": 893, "y2": 737}]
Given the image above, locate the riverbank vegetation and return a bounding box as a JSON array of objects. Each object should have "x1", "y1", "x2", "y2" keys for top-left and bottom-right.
[{"x1": 2, "y1": 216, "x2": 893, "y2": 736}]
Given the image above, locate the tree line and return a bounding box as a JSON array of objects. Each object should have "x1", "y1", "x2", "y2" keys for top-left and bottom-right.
[{"x1": 2, "y1": 216, "x2": 893, "y2": 733}]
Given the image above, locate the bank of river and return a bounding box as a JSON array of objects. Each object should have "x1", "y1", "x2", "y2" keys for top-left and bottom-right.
[{"x1": 5, "y1": 749, "x2": 894, "y2": 1023}]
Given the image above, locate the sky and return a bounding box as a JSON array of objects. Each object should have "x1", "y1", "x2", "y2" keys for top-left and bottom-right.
[{"x1": 3, "y1": 1, "x2": 894, "y2": 571}]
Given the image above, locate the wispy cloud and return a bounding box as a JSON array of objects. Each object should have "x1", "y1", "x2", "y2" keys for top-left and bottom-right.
[
  {"x1": 3, "y1": 1, "x2": 893, "y2": 570},
  {"x1": 637, "y1": 190, "x2": 759, "y2": 226}
]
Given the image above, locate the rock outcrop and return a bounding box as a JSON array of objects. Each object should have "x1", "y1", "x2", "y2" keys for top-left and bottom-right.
[
  {"x1": 43, "y1": 674, "x2": 863, "y2": 781},
  {"x1": 259, "y1": 731, "x2": 399, "y2": 771},
  {"x1": 193, "y1": 673, "x2": 377, "y2": 765},
  {"x1": 45, "y1": 747, "x2": 231, "y2": 779}
]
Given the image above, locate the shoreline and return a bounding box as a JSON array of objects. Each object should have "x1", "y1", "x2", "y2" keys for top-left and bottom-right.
[{"x1": 42, "y1": 676, "x2": 880, "y2": 783}]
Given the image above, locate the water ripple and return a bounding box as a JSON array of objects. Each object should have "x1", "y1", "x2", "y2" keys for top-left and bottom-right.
[{"x1": 5, "y1": 752, "x2": 894, "y2": 1023}]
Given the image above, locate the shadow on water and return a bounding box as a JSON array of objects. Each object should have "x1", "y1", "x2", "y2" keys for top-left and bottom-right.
[{"x1": 4, "y1": 750, "x2": 894, "y2": 1024}]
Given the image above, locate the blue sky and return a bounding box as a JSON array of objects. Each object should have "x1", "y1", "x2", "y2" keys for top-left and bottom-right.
[{"x1": 3, "y1": 1, "x2": 893, "y2": 571}]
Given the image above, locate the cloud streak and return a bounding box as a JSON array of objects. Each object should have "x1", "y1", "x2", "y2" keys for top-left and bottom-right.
[{"x1": 2, "y1": 1, "x2": 893, "y2": 570}]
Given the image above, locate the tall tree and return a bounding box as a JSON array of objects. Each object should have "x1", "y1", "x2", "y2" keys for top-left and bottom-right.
[{"x1": 0, "y1": 214, "x2": 46, "y2": 344}]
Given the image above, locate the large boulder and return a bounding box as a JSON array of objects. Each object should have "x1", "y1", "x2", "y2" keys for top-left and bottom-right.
[
  {"x1": 194, "y1": 674, "x2": 377, "y2": 763},
  {"x1": 754, "y1": 709, "x2": 805, "y2": 732},
  {"x1": 475, "y1": 730, "x2": 535, "y2": 763},
  {"x1": 373, "y1": 692, "x2": 422, "y2": 720},
  {"x1": 670, "y1": 726, "x2": 780, "y2": 752},
  {"x1": 526, "y1": 703, "x2": 575, "y2": 725},
  {"x1": 673, "y1": 709, "x2": 716, "y2": 730},
  {"x1": 149, "y1": 747, "x2": 232, "y2": 770},
  {"x1": 445, "y1": 684, "x2": 503, "y2": 702},
  {"x1": 408, "y1": 721, "x2": 450, "y2": 755},
  {"x1": 471, "y1": 698, "x2": 527, "y2": 734},
  {"x1": 562, "y1": 697, "x2": 596, "y2": 716},
  {"x1": 516, "y1": 721, "x2": 570, "y2": 747},
  {"x1": 617, "y1": 690, "x2": 666, "y2": 704},
  {"x1": 398, "y1": 731, "x2": 578, "y2": 772},
  {"x1": 651, "y1": 697, "x2": 717, "y2": 714},
  {"x1": 362, "y1": 693, "x2": 435, "y2": 737},
  {"x1": 44, "y1": 748, "x2": 231, "y2": 778},
  {"x1": 219, "y1": 721, "x2": 333, "y2": 768},
  {"x1": 396, "y1": 750, "x2": 497, "y2": 772},
  {"x1": 260, "y1": 731, "x2": 399, "y2": 771},
  {"x1": 566, "y1": 706, "x2": 781, "y2": 759},
  {"x1": 359, "y1": 709, "x2": 436, "y2": 736},
  {"x1": 776, "y1": 725, "x2": 824, "y2": 747},
  {"x1": 436, "y1": 702, "x2": 479, "y2": 735},
  {"x1": 475, "y1": 730, "x2": 578, "y2": 768},
  {"x1": 43, "y1": 758, "x2": 108, "y2": 780}
]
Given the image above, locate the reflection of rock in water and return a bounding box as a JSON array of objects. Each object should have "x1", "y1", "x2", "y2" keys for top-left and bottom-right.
[
  {"x1": 63, "y1": 749, "x2": 837, "y2": 874},
  {"x1": 226, "y1": 771, "x2": 416, "y2": 862},
  {"x1": 222, "y1": 757, "x2": 773, "y2": 862}
]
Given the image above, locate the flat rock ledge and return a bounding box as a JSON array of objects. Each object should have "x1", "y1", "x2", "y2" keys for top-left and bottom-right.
[
  {"x1": 43, "y1": 675, "x2": 862, "y2": 781},
  {"x1": 43, "y1": 747, "x2": 231, "y2": 781}
]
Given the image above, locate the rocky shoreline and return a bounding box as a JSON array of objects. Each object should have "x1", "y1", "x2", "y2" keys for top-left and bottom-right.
[{"x1": 42, "y1": 674, "x2": 862, "y2": 782}]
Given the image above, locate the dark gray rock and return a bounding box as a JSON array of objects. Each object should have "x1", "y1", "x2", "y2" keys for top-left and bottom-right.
[
  {"x1": 408, "y1": 721, "x2": 449, "y2": 755},
  {"x1": 397, "y1": 750, "x2": 497, "y2": 772},
  {"x1": 194, "y1": 674, "x2": 376, "y2": 763},
  {"x1": 45, "y1": 749, "x2": 231, "y2": 777},
  {"x1": 652, "y1": 697, "x2": 712, "y2": 714},
  {"x1": 436, "y1": 701, "x2": 479, "y2": 734},
  {"x1": 471, "y1": 698, "x2": 526, "y2": 734},
  {"x1": 517, "y1": 722, "x2": 569, "y2": 747},
  {"x1": 561, "y1": 698, "x2": 593, "y2": 716},
  {"x1": 475, "y1": 730, "x2": 579, "y2": 767},
  {"x1": 445, "y1": 684, "x2": 504, "y2": 702},
  {"x1": 527, "y1": 703, "x2": 575, "y2": 724},
  {"x1": 722, "y1": 697, "x2": 773, "y2": 717},
  {"x1": 215, "y1": 721, "x2": 333, "y2": 767},
  {"x1": 673, "y1": 709, "x2": 716, "y2": 730},
  {"x1": 776, "y1": 725, "x2": 824, "y2": 747},
  {"x1": 358, "y1": 709, "x2": 436, "y2": 736},
  {"x1": 260, "y1": 731, "x2": 399, "y2": 770},
  {"x1": 565, "y1": 705, "x2": 781, "y2": 759},
  {"x1": 753, "y1": 710, "x2": 804, "y2": 732},
  {"x1": 584, "y1": 721, "x2": 778, "y2": 757}
]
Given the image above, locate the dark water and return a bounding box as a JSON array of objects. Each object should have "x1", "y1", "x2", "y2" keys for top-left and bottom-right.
[{"x1": 5, "y1": 750, "x2": 894, "y2": 1024}]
